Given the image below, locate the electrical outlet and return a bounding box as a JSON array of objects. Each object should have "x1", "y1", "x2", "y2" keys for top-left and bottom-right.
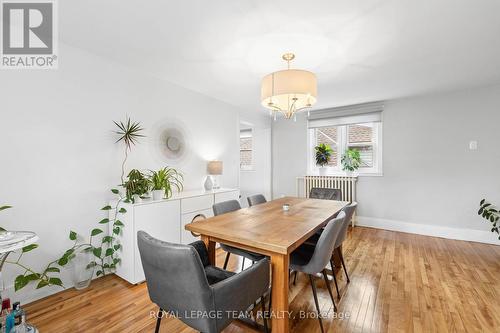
[{"x1": 469, "y1": 140, "x2": 478, "y2": 150}]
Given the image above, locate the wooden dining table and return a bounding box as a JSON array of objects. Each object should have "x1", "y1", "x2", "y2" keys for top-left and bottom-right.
[{"x1": 185, "y1": 196, "x2": 347, "y2": 333}]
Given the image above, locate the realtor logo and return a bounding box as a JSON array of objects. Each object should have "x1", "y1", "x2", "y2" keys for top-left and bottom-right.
[{"x1": 1, "y1": 0, "x2": 57, "y2": 69}]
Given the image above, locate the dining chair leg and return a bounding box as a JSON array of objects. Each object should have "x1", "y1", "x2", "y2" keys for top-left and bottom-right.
[
  {"x1": 241, "y1": 257, "x2": 246, "y2": 271},
  {"x1": 155, "y1": 308, "x2": 163, "y2": 333},
  {"x1": 223, "y1": 252, "x2": 230, "y2": 270},
  {"x1": 293, "y1": 270, "x2": 298, "y2": 285},
  {"x1": 308, "y1": 274, "x2": 324, "y2": 333},
  {"x1": 261, "y1": 295, "x2": 269, "y2": 333},
  {"x1": 321, "y1": 270, "x2": 337, "y2": 312},
  {"x1": 337, "y1": 247, "x2": 350, "y2": 283},
  {"x1": 330, "y1": 259, "x2": 340, "y2": 299}
]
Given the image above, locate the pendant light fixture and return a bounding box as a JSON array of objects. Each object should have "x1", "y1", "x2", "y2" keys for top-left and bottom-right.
[{"x1": 261, "y1": 53, "x2": 317, "y2": 120}]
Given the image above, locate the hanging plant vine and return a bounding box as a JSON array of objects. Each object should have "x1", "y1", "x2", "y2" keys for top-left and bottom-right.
[
  {"x1": 0, "y1": 205, "x2": 64, "y2": 291},
  {"x1": 2, "y1": 117, "x2": 146, "y2": 291}
]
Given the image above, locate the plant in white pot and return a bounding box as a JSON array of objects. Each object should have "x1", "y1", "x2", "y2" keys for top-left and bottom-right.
[
  {"x1": 315, "y1": 143, "x2": 333, "y2": 176},
  {"x1": 341, "y1": 148, "x2": 361, "y2": 176},
  {"x1": 123, "y1": 169, "x2": 149, "y2": 203},
  {"x1": 148, "y1": 167, "x2": 184, "y2": 200}
]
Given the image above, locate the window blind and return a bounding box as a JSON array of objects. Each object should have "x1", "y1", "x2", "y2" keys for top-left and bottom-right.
[
  {"x1": 240, "y1": 129, "x2": 252, "y2": 138},
  {"x1": 308, "y1": 101, "x2": 384, "y2": 129}
]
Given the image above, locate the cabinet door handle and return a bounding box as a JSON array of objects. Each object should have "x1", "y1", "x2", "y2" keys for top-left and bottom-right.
[{"x1": 190, "y1": 214, "x2": 207, "y2": 237}]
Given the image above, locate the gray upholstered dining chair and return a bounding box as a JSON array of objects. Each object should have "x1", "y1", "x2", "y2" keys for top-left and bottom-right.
[
  {"x1": 137, "y1": 231, "x2": 270, "y2": 333},
  {"x1": 213, "y1": 200, "x2": 265, "y2": 270},
  {"x1": 301, "y1": 202, "x2": 357, "y2": 298},
  {"x1": 329, "y1": 202, "x2": 357, "y2": 296},
  {"x1": 289, "y1": 211, "x2": 346, "y2": 333},
  {"x1": 309, "y1": 187, "x2": 342, "y2": 201},
  {"x1": 247, "y1": 194, "x2": 267, "y2": 207}
]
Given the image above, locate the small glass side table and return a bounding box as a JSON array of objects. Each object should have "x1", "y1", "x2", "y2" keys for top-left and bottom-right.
[{"x1": 0, "y1": 231, "x2": 39, "y2": 333}]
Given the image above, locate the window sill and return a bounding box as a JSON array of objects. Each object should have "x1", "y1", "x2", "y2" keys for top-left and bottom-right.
[{"x1": 307, "y1": 171, "x2": 383, "y2": 177}]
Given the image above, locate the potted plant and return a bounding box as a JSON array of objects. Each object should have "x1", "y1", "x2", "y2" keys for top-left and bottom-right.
[
  {"x1": 148, "y1": 167, "x2": 184, "y2": 200},
  {"x1": 123, "y1": 169, "x2": 149, "y2": 203},
  {"x1": 315, "y1": 143, "x2": 333, "y2": 176},
  {"x1": 114, "y1": 117, "x2": 145, "y2": 187},
  {"x1": 478, "y1": 199, "x2": 500, "y2": 240},
  {"x1": 341, "y1": 148, "x2": 361, "y2": 175}
]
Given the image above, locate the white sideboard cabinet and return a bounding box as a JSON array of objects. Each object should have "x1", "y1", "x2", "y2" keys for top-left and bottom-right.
[{"x1": 110, "y1": 188, "x2": 240, "y2": 284}]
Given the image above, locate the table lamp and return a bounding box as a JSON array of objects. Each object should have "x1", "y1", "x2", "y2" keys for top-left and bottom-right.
[{"x1": 204, "y1": 161, "x2": 223, "y2": 191}]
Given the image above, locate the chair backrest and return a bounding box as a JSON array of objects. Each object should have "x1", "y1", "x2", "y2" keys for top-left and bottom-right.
[
  {"x1": 212, "y1": 199, "x2": 241, "y2": 216},
  {"x1": 334, "y1": 202, "x2": 357, "y2": 248},
  {"x1": 247, "y1": 194, "x2": 267, "y2": 207},
  {"x1": 137, "y1": 231, "x2": 214, "y2": 332},
  {"x1": 304, "y1": 211, "x2": 346, "y2": 274},
  {"x1": 309, "y1": 187, "x2": 342, "y2": 201}
]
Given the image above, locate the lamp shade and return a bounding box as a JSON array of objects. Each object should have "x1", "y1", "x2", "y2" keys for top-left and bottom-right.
[
  {"x1": 207, "y1": 161, "x2": 223, "y2": 175},
  {"x1": 261, "y1": 69, "x2": 317, "y2": 115}
]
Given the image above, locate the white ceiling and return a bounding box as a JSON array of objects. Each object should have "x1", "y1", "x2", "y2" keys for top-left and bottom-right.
[{"x1": 61, "y1": 0, "x2": 500, "y2": 113}]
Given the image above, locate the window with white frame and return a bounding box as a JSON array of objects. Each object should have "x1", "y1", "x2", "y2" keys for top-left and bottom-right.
[
  {"x1": 308, "y1": 108, "x2": 383, "y2": 175},
  {"x1": 240, "y1": 129, "x2": 253, "y2": 171}
]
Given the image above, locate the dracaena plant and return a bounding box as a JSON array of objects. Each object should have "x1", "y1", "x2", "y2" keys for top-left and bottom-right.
[
  {"x1": 478, "y1": 199, "x2": 500, "y2": 240},
  {"x1": 114, "y1": 117, "x2": 145, "y2": 185},
  {"x1": 1, "y1": 205, "x2": 63, "y2": 291},
  {"x1": 315, "y1": 143, "x2": 333, "y2": 167},
  {"x1": 148, "y1": 167, "x2": 184, "y2": 199}
]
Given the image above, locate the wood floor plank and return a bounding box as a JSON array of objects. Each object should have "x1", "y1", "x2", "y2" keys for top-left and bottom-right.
[{"x1": 24, "y1": 227, "x2": 500, "y2": 333}]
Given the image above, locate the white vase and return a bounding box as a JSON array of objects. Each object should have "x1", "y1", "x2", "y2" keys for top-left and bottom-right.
[
  {"x1": 152, "y1": 190, "x2": 164, "y2": 200},
  {"x1": 204, "y1": 176, "x2": 214, "y2": 191},
  {"x1": 318, "y1": 167, "x2": 327, "y2": 176},
  {"x1": 70, "y1": 249, "x2": 95, "y2": 290},
  {"x1": 132, "y1": 194, "x2": 142, "y2": 203}
]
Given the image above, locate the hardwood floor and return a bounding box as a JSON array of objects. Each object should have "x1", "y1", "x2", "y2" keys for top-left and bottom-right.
[{"x1": 25, "y1": 227, "x2": 500, "y2": 332}]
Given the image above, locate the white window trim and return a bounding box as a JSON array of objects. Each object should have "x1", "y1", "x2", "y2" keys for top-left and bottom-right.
[
  {"x1": 240, "y1": 129, "x2": 254, "y2": 171},
  {"x1": 307, "y1": 122, "x2": 383, "y2": 177}
]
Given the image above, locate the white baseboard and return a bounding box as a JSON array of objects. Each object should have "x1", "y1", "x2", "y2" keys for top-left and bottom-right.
[
  {"x1": 3, "y1": 282, "x2": 66, "y2": 306},
  {"x1": 356, "y1": 216, "x2": 499, "y2": 245}
]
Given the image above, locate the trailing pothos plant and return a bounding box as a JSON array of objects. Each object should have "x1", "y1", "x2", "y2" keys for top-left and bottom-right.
[
  {"x1": 60, "y1": 188, "x2": 126, "y2": 277},
  {"x1": 60, "y1": 118, "x2": 145, "y2": 277},
  {"x1": 478, "y1": 199, "x2": 500, "y2": 240},
  {"x1": 0, "y1": 205, "x2": 64, "y2": 291},
  {"x1": 1, "y1": 117, "x2": 145, "y2": 291}
]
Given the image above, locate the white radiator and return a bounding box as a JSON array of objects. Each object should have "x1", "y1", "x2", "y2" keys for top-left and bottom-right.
[{"x1": 296, "y1": 175, "x2": 358, "y2": 226}]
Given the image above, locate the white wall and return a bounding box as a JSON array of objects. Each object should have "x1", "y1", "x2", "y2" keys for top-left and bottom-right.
[
  {"x1": 272, "y1": 84, "x2": 500, "y2": 244},
  {"x1": 0, "y1": 43, "x2": 248, "y2": 303},
  {"x1": 239, "y1": 112, "x2": 272, "y2": 207}
]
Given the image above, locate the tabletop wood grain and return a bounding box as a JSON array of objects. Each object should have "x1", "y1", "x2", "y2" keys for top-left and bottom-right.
[{"x1": 186, "y1": 197, "x2": 348, "y2": 255}]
